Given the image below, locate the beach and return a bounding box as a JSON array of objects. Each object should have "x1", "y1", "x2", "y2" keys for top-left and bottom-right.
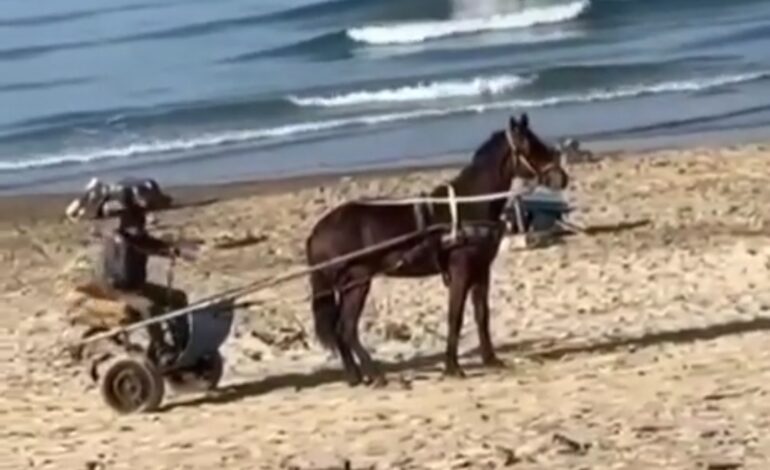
[{"x1": 3, "y1": 142, "x2": 770, "y2": 469}]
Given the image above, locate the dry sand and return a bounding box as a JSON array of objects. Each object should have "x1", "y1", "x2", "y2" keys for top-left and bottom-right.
[{"x1": 3, "y1": 143, "x2": 770, "y2": 469}]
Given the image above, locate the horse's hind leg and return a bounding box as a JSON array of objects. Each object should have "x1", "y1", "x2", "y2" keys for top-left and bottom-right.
[
  {"x1": 471, "y1": 268, "x2": 504, "y2": 367},
  {"x1": 335, "y1": 335, "x2": 362, "y2": 386},
  {"x1": 338, "y1": 278, "x2": 385, "y2": 387}
]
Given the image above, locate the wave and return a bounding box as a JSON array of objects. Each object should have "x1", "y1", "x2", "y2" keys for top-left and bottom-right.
[
  {"x1": 108, "y1": 13, "x2": 280, "y2": 45},
  {"x1": 686, "y1": 23, "x2": 770, "y2": 50},
  {"x1": 0, "y1": 115, "x2": 425, "y2": 171},
  {"x1": 347, "y1": 0, "x2": 590, "y2": 45},
  {"x1": 583, "y1": 103, "x2": 770, "y2": 141},
  {"x1": 224, "y1": 31, "x2": 349, "y2": 63},
  {"x1": 288, "y1": 74, "x2": 534, "y2": 107},
  {"x1": 0, "y1": 3, "x2": 158, "y2": 28},
  {"x1": 264, "y1": 0, "x2": 369, "y2": 22},
  {"x1": 0, "y1": 40, "x2": 95, "y2": 62},
  {"x1": 65, "y1": 0, "x2": 378, "y2": 48},
  {"x1": 2, "y1": 71, "x2": 765, "y2": 172},
  {"x1": 0, "y1": 77, "x2": 92, "y2": 93},
  {"x1": 0, "y1": 2, "x2": 332, "y2": 58}
]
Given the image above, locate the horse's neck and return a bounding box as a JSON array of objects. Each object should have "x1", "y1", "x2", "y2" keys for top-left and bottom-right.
[
  {"x1": 443, "y1": 161, "x2": 511, "y2": 197},
  {"x1": 426, "y1": 163, "x2": 511, "y2": 221}
]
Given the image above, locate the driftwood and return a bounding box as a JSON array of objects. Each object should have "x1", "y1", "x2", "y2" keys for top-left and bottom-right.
[{"x1": 211, "y1": 233, "x2": 268, "y2": 250}]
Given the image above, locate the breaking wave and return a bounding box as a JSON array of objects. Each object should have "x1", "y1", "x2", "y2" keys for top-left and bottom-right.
[
  {"x1": 1, "y1": 71, "x2": 765, "y2": 172},
  {"x1": 347, "y1": 0, "x2": 591, "y2": 45},
  {"x1": 288, "y1": 74, "x2": 534, "y2": 107}
]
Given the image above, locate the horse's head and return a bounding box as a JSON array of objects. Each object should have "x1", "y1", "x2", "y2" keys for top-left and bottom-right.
[{"x1": 504, "y1": 113, "x2": 569, "y2": 190}]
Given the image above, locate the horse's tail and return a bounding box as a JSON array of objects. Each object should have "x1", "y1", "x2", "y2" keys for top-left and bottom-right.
[{"x1": 309, "y1": 269, "x2": 339, "y2": 351}]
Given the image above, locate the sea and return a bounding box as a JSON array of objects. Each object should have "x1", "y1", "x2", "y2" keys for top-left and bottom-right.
[{"x1": 2, "y1": 0, "x2": 770, "y2": 194}]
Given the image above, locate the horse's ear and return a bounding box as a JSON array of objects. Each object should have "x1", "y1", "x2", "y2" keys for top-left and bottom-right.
[
  {"x1": 508, "y1": 115, "x2": 518, "y2": 131},
  {"x1": 519, "y1": 113, "x2": 529, "y2": 129}
]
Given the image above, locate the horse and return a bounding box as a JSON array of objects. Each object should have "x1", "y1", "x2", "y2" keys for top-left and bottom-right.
[
  {"x1": 305, "y1": 113, "x2": 569, "y2": 387},
  {"x1": 65, "y1": 176, "x2": 173, "y2": 221}
]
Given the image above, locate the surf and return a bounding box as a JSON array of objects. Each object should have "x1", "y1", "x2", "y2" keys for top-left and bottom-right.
[
  {"x1": 2, "y1": 71, "x2": 766, "y2": 173},
  {"x1": 288, "y1": 74, "x2": 534, "y2": 107},
  {"x1": 347, "y1": 0, "x2": 591, "y2": 45}
]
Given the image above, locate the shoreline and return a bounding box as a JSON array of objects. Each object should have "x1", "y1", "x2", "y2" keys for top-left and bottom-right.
[
  {"x1": 2, "y1": 122, "x2": 770, "y2": 202},
  {"x1": 0, "y1": 159, "x2": 458, "y2": 223},
  {"x1": 1, "y1": 131, "x2": 769, "y2": 224}
]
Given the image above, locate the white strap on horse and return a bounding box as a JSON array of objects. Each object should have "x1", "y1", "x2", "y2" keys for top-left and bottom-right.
[
  {"x1": 503, "y1": 124, "x2": 532, "y2": 229},
  {"x1": 445, "y1": 183, "x2": 459, "y2": 242},
  {"x1": 505, "y1": 126, "x2": 538, "y2": 176}
]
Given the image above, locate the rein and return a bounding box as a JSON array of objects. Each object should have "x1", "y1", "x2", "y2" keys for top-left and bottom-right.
[{"x1": 358, "y1": 123, "x2": 565, "y2": 240}]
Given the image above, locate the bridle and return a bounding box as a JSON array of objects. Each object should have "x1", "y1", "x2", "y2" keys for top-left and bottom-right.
[{"x1": 504, "y1": 125, "x2": 564, "y2": 186}]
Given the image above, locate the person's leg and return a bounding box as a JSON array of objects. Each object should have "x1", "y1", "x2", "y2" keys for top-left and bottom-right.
[
  {"x1": 116, "y1": 289, "x2": 168, "y2": 362},
  {"x1": 139, "y1": 283, "x2": 189, "y2": 349}
]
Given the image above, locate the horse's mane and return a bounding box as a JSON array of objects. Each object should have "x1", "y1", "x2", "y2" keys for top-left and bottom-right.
[
  {"x1": 438, "y1": 130, "x2": 506, "y2": 191},
  {"x1": 470, "y1": 130, "x2": 505, "y2": 166},
  {"x1": 524, "y1": 126, "x2": 551, "y2": 159}
]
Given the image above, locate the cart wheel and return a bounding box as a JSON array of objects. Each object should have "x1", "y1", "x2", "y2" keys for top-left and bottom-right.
[
  {"x1": 99, "y1": 355, "x2": 164, "y2": 414},
  {"x1": 166, "y1": 352, "x2": 224, "y2": 394}
]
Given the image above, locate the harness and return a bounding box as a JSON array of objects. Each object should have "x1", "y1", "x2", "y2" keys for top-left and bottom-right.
[
  {"x1": 399, "y1": 122, "x2": 564, "y2": 284},
  {"x1": 502, "y1": 126, "x2": 567, "y2": 233},
  {"x1": 409, "y1": 123, "x2": 557, "y2": 242},
  {"x1": 445, "y1": 183, "x2": 459, "y2": 242}
]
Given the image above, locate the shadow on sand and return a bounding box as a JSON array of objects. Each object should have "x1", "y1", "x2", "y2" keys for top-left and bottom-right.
[{"x1": 162, "y1": 316, "x2": 770, "y2": 412}]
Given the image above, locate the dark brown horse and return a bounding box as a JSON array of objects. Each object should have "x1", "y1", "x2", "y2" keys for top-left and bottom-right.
[{"x1": 305, "y1": 114, "x2": 568, "y2": 386}]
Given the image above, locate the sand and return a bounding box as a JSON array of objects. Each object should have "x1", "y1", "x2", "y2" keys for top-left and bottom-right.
[{"x1": 3, "y1": 143, "x2": 770, "y2": 469}]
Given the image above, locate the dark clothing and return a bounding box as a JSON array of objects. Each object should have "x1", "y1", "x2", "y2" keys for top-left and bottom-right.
[
  {"x1": 91, "y1": 204, "x2": 190, "y2": 362},
  {"x1": 117, "y1": 282, "x2": 189, "y2": 318},
  {"x1": 111, "y1": 281, "x2": 190, "y2": 361},
  {"x1": 100, "y1": 226, "x2": 173, "y2": 290}
]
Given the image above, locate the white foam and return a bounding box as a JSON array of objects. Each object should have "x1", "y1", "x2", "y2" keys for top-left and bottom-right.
[
  {"x1": 289, "y1": 74, "x2": 533, "y2": 107},
  {"x1": 0, "y1": 113, "x2": 444, "y2": 171},
  {"x1": 347, "y1": 0, "x2": 590, "y2": 45},
  {"x1": 511, "y1": 71, "x2": 770, "y2": 109},
  {"x1": 1, "y1": 71, "x2": 766, "y2": 172}
]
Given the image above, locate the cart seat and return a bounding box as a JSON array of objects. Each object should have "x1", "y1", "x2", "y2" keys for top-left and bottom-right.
[{"x1": 66, "y1": 282, "x2": 138, "y2": 329}]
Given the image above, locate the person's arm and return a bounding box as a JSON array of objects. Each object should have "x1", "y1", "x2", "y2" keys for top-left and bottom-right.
[{"x1": 127, "y1": 232, "x2": 178, "y2": 257}]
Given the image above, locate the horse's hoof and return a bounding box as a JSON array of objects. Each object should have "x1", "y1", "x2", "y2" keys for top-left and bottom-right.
[
  {"x1": 346, "y1": 373, "x2": 363, "y2": 387},
  {"x1": 443, "y1": 365, "x2": 466, "y2": 379},
  {"x1": 370, "y1": 375, "x2": 388, "y2": 388},
  {"x1": 482, "y1": 356, "x2": 507, "y2": 369},
  {"x1": 362, "y1": 373, "x2": 388, "y2": 388}
]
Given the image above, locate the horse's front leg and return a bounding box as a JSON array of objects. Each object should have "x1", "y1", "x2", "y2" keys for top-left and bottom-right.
[
  {"x1": 471, "y1": 268, "x2": 504, "y2": 368},
  {"x1": 444, "y1": 259, "x2": 472, "y2": 377}
]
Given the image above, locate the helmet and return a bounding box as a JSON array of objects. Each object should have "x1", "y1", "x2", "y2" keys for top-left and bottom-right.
[{"x1": 100, "y1": 186, "x2": 145, "y2": 218}]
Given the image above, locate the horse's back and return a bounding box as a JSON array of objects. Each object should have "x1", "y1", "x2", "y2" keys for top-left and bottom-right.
[
  {"x1": 306, "y1": 202, "x2": 361, "y2": 264},
  {"x1": 306, "y1": 201, "x2": 418, "y2": 264}
]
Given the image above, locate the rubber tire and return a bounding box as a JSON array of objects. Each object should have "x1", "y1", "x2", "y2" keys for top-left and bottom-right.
[
  {"x1": 166, "y1": 352, "x2": 224, "y2": 394},
  {"x1": 99, "y1": 355, "x2": 165, "y2": 414}
]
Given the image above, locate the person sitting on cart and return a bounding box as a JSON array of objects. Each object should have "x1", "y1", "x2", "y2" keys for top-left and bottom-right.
[{"x1": 98, "y1": 188, "x2": 193, "y2": 364}]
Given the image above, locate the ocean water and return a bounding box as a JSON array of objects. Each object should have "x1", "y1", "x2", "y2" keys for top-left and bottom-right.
[{"x1": 2, "y1": 0, "x2": 770, "y2": 194}]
